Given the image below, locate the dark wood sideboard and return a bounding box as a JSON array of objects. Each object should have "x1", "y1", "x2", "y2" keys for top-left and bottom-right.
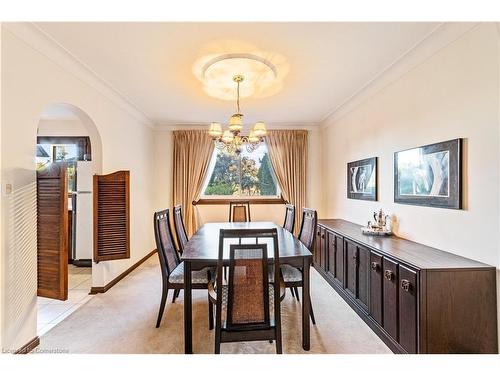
[{"x1": 314, "y1": 219, "x2": 498, "y2": 354}]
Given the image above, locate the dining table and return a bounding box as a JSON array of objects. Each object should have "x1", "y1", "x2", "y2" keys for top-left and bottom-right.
[{"x1": 181, "y1": 221, "x2": 313, "y2": 354}]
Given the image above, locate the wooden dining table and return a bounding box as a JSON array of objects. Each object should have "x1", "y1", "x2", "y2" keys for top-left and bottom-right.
[{"x1": 181, "y1": 221, "x2": 313, "y2": 354}]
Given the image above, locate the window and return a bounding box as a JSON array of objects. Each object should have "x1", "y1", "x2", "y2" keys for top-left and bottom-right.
[{"x1": 202, "y1": 143, "x2": 280, "y2": 198}]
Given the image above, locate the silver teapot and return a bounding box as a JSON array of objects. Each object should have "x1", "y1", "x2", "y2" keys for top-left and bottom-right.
[{"x1": 372, "y1": 209, "x2": 389, "y2": 230}]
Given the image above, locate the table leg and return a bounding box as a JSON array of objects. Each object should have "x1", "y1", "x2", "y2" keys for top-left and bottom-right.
[
  {"x1": 184, "y1": 260, "x2": 193, "y2": 354},
  {"x1": 302, "y1": 258, "x2": 311, "y2": 351}
]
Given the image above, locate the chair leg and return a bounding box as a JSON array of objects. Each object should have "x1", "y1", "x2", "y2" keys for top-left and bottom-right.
[
  {"x1": 215, "y1": 331, "x2": 221, "y2": 354},
  {"x1": 171, "y1": 289, "x2": 177, "y2": 303},
  {"x1": 208, "y1": 297, "x2": 214, "y2": 330},
  {"x1": 309, "y1": 295, "x2": 316, "y2": 325},
  {"x1": 290, "y1": 287, "x2": 295, "y2": 298},
  {"x1": 156, "y1": 285, "x2": 169, "y2": 328},
  {"x1": 275, "y1": 331, "x2": 283, "y2": 354},
  {"x1": 294, "y1": 286, "x2": 300, "y2": 302}
]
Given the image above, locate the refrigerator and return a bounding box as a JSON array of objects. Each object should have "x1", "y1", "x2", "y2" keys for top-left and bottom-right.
[{"x1": 71, "y1": 161, "x2": 93, "y2": 266}]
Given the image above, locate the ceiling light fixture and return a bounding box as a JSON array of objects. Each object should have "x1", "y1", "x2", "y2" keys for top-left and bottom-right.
[{"x1": 208, "y1": 74, "x2": 267, "y2": 154}]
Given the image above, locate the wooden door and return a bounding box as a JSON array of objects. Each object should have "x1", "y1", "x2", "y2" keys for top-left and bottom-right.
[
  {"x1": 94, "y1": 171, "x2": 130, "y2": 262},
  {"x1": 37, "y1": 163, "x2": 68, "y2": 300},
  {"x1": 370, "y1": 252, "x2": 383, "y2": 325},
  {"x1": 356, "y1": 245, "x2": 370, "y2": 311},
  {"x1": 399, "y1": 265, "x2": 418, "y2": 353},
  {"x1": 345, "y1": 240, "x2": 357, "y2": 298},
  {"x1": 383, "y1": 257, "x2": 399, "y2": 340}
]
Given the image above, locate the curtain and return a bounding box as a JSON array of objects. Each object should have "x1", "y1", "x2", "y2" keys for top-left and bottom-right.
[
  {"x1": 172, "y1": 130, "x2": 214, "y2": 236},
  {"x1": 266, "y1": 130, "x2": 308, "y2": 235}
]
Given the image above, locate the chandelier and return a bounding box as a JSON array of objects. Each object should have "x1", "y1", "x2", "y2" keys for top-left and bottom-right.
[{"x1": 208, "y1": 74, "x2": 267, "y2": 154}]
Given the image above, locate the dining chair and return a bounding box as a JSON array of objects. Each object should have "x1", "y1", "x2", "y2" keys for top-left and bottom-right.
[
  {"x1": 209, "y1": 228, "x2": 285, "y2": 354},
  {"x1": 153, "y1": 208, "x2": 215, "y2": 328},
  {"x1": 283, "y1": 203, "x2": 295, "y2": 233},
  {"x1": 173, "y1": 204, "x2": 189, "y2": 254},
  {"x1": 229, "y1": 201, "x2": 251, "y2": 222},
  {"x1": 280, "y1": 208, "x2": 317, "y2": 325}
]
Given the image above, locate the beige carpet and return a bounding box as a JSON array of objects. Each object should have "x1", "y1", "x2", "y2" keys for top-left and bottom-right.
[{"x1": 37, "y1": 256, "x2": 391, "y2": 354}]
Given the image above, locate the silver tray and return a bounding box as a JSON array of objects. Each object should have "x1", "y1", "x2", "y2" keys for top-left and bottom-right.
[{"x1": 361, "y1": 226, "x2": 393, "y2": 236}]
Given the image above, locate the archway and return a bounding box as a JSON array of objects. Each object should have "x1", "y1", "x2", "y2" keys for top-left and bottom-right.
[{"x1": 35, "y1": 103, "x2": 102, "y2": 336}]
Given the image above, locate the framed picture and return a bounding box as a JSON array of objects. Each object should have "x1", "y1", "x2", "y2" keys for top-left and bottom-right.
[
  {"x1": 347, "y1": 157, "x2": 377, "y2": 201},
  {"x1": 394, "y1": 138, "x2": 462, "y2": 209}
]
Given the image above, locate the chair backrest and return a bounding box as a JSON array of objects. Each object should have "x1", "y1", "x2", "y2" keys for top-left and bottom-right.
[
  {"x1": 229, "y1": 201, "x2": 251, "y2": 222},
  {"x1": 283, "y1": 204, "x2": 295, "y2": 233},
  {"x1": 153, "y1": 209, "x2": 181, "y2": 279},
  {"x1": 298, "y1": 208, "x2": 318, "y2": 251},
  {"x1": 173, "y1": 204, "x2": 189, "y2": 253},
  {"x1": 216, "y1": 228, "x2": 280, "y2": 331}
]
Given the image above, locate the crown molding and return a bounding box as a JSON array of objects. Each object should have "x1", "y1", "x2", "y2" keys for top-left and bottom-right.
[
  {"x1": 153, "y1": 121, "x2": 320, "y2": 131},
  {"x1": 3, "y1": 22, "x2": 156, "y2": 129},
  {"x1": 319, "y1": 22, "x2": 479, "y2": 129}
]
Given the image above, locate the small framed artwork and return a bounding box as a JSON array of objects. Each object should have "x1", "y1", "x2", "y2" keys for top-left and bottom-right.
[
  {"x1": 347, "y1": 157, "x2": 377, "y2": 201},
  {"x1": 394, "y1": 138, "x2": 462, "y2": 209}
]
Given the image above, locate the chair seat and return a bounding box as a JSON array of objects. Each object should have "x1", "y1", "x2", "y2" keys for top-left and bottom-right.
[
  {"x1": 279, "y1": 264, "x2": 303, "y2": 283},
  {"x1": 209, "y1": 284, "x2": 284, "y2": 327},
  {"x1": 169, "y1": 262, "x2": 215, "y2": 284}
]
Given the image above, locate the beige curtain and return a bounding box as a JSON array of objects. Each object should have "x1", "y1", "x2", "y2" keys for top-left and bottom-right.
[
  {"x1": 266, "y1": 130, "x2": 308, "y2": 235},
  {"x1": 173, "y1": 130, "x2": 214, "y2": 236}
]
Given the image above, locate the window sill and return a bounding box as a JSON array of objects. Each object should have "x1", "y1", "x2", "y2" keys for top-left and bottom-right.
[{"x1": 192, "y1": 197, "x2": 286, "y2": 206}]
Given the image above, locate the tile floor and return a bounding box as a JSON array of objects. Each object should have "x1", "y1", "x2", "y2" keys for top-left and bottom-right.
[{"x1": 37, "y1": 265, "x2": 93, "y2": 336}]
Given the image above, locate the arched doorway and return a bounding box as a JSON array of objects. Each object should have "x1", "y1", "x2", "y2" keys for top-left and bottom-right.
[{"x1": 35, "y1": 103, "x2": 102, "y2": 336}]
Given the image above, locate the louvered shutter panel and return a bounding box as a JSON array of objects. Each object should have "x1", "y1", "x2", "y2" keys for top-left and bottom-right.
[
  {"x1": 37, "y1": 163, "x2": 68, "y2": 300},
  {"x1": 93, "y1": 171, "x2": 130, "y2": 262}
]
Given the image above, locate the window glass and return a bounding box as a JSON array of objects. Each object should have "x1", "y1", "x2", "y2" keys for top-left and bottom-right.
[{"x1": 202, "y1": 143, "x2": 280, "y2": 197}]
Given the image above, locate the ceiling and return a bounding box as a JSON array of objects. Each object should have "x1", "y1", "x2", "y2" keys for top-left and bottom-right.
[{"x1": 35, "y1": 22, "x2": 441, "y2": 126}]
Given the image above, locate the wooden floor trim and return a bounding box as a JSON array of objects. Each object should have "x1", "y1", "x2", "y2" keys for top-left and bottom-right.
[
  {"x1": 14, "y1": 336, "x2": 40, "y2": 354},
  {"x1": 90, "y1": 249, "x2": 156, "y2": 294}
]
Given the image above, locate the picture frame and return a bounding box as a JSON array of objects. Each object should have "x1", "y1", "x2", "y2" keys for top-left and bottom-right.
[
  {"x1": 347, "y1": 157, "x2": 377, "y2": 201},
  {"x1": 394, "y1": 138, "x2": 462, "y2": 209}
]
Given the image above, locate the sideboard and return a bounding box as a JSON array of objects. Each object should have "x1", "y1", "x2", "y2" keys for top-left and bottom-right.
[{"x1": 313, "y1": 219, "x2": 498, "y2": 354}]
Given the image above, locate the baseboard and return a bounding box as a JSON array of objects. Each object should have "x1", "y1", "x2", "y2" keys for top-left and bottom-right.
[
  {"x1": 14, "y1": 336, "x2": 40, "y2": 354},
  {"x1": 89, "y1": 249, "x2": 156, "y2": 294}
]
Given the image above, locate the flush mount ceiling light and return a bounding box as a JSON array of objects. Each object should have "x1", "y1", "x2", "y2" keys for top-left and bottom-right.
[{"x1": 193, "y1": 52, "x2": 288, "y2": 100}]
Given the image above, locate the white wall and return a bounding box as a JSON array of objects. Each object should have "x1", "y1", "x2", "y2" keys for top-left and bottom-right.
[
  {"x1": 1, "y1": 26, "x2": 156, "y2": 351},
  {"x1": 152, "y1": 125, "x2": 323, "y2": 225},
  {"x1": 37, "y1": 118, "x2": 88, "y2": 136},
  {"x1": 320, "y1": 23, "x2": 500, "y2": 339}
]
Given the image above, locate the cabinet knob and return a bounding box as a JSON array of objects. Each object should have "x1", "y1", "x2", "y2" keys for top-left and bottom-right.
[
  {"x1": 317, "y1": 231, "x2": 321, "y2": 236},
  {"x1": 370, "y1": 262, "x2": 379, "y2": 271},
  {"x1": 384, "y1": 270, "x2": 394, "y2": 280},
  {"x1": 401, "y1": 279, "x2": 411, "y2": 292},
  {"x1": 321, "y1": 234, "x2": 325, "y2": 239}
]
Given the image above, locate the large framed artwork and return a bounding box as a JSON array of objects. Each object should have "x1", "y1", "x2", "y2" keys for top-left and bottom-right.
[
  {"x1": 394, "y1": 138, "x2": 462, "y2": 209},
  {"x1": 347, "y1": 157, "x2": 377, "y2": 201}
]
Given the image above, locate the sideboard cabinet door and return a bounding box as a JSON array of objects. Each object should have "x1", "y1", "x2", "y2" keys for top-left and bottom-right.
[
  {"x1": 356, "y1": 245, "x2": 370, "y2": 311},
  {"x1": 383, "y1": 257, "x2": 399, "y2": 341},
  {"x1": 369, "y1": 252, "x2": 383, "y2": 325},
  {"x1": 314, "y1": 227, "x2": 322, "y2": 267},
  {"x1": 345, "y1": 240, "x2": 357, "y2": 299},
  {"x1": 327, "y1": 231, "x2": 336, "y2": 279},
  {"x1": 399, "y1": 265, "x2": 418, "y2": 354},
  {"x1": 334, "y1": 234, "x2": 344, "y2": 287}
]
